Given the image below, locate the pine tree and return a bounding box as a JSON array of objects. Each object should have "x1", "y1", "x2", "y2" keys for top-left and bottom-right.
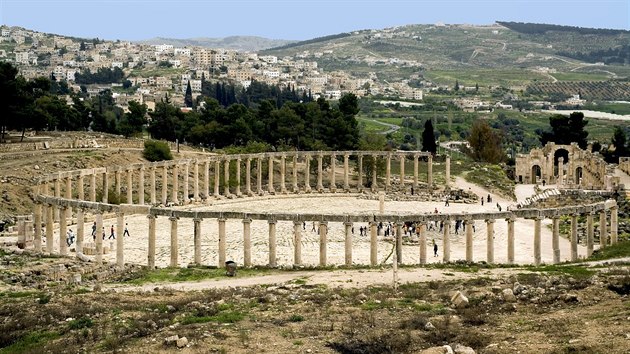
[
  {"x1": 184, "y1": 81, "x2": 193, "y2": 108},
  {"x1": 421, "y1": 120, "x2": 437, "y2": 154}
]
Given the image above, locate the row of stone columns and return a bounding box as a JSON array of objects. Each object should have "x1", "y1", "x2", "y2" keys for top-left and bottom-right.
[
  {"x1": 28, "y1": 202, "x2": 617, "y2": 268},
  {"x1": 41, "y1": 153, "x2": 441, "y2": 209}
]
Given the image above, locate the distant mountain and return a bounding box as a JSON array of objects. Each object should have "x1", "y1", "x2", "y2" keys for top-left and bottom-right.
[{"x1": 135, "y1": 36, "x2": 296, "y2": 51}]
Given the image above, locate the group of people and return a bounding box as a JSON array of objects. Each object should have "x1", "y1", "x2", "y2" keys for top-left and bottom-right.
[{"x1": 90, "y1": 222, "x2": 131, "y2": 241}]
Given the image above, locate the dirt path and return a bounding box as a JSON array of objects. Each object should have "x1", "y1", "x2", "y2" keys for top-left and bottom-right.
[{"x1": 106, "y1": 266, "x2": 524, "y2": 292}]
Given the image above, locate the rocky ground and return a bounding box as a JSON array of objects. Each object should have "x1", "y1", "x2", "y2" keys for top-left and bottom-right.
[{"x1": 0, "y1": 248, "x2": 629, "y2": 353}]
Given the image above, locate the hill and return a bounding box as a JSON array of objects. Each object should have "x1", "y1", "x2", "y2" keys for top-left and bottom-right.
[
  {"x1": 261, "y1": 22, "x2": 630, "y2": 86},
  {"x1": 135, "y1": 35, "x2": 296, "y2": 51}
]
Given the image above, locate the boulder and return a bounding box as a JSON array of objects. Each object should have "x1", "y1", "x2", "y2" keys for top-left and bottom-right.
[
  {"x1": 176, "y1": 337, "x2": 188, "y2": 348},
  {"x1": 502, "y1": 288, "x2": 516, "y2": 302},
  {"x1": 418, "y1": 345, "x2": 454, "y2": 354},
  {"x1": 164, "y1": 335, "x2": 179, "y2": 345},
  {"x1": 453, "y1": 344, "x2": 476, "y2": 354},
  {"x1": 451, "y1": 291, "x2": 469, "y2": 309}
]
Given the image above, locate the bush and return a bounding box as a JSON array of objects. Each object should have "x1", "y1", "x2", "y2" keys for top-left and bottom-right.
[{"x1": 143, "y1": 140, "x2": 173, "y2": 162}]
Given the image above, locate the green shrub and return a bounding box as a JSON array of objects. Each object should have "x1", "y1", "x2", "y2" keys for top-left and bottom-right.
[{"x1": 143, "y1": 140, "x2": 173, "y2": 162}]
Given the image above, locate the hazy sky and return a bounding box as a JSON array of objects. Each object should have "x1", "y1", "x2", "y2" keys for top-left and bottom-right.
[{"x1": 1, "y1": 0, "x2": 628, "y2": 41}]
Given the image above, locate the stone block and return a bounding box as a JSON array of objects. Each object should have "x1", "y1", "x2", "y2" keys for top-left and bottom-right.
[{"x1": 451, "y1": 291, "x2": 469, "y2": 309}]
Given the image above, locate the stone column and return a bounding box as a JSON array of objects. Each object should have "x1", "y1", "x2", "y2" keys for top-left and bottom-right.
[
  {"x1": 45, "y1": 205, "x2": 54, "y2": 253},
  {"x1": 170, "y1": 216, "x2": 178, "y2": 267},
  {"x1": 385, "y1": 154, "x2": 391, "y2": 189},
  {"x1": 52, "y1": 179, "x2": 60, "y2": 222},
  {"x1": 77, "y1": 175, "x2": 84, "y2": 201},
  {"x1": 193, "y1": 160, "x2": 199, "y2": 201},
  {"x1": 147, "y1": 214, "x2": 156, "y2": 268},
  {"x1": 465, "y1": 219, "x2": 474, "y2": 262},
  {"x1": 419, "y1": 222, "x2": 427, "y2": 265},
  {"x1": 400, "y1": 154, "x2": 405, "y2": 186},
  {"x1": 319, "y1": 221, "x2": 328, "y2": 266},
  {"x1": 214, "y1": 160, "x2": 221, "y2": 197},
  {"x1": 570, "y1": 214, "x2": 578, "y2": 261},
  {"x1": 65, "y1": 176, "x2": 72, "y2": 199},
  {"x1": 330, "y1": 154, "x2": 336, "y2": 192},
  {"x1": 599, "y1": 210, "x2": 607, "y2": 248},
  {"x1": 304, "y1": 156, "x2": 311, "y2": 192},
  {"x1": 268, "y1": 156, "x2": 275, "y2": 194},
  {"x1": 24, "y1": 219, "x2": 33, "y2": 249},
  {"x1": 243, "y1": 218, "x2": 252, "y2": 266},
  {"x1": 138, "y1": 167, "x2": 145, "y2": 205},
  {"x1": 371, "y1": 155, "x2": 378, "y2": 192},
  {"x1": 557, "y1": 157, "x2": 564, "y2": 186},
  {"x1": 150, "y1": 166, "x2": 156, "y2": 205},
  {"x1": 292, "y1": 155, "x2": 299, "y2": 193},
  {"x1": 218, "y1": 218, "x2": 226, "y2": 267},
  {"x1": 246, "y1": 158, "x2": 253, "y2": 196},
  {"x1": 507, "y1": 218, "x2": 514, "y2": 264},
  {"x1": 344, "y1": 221, "x2": 353, "y2": 266},
  {"x1": 268, "y1": 220, "x2": 277, "y2": 267},
  {"x1": 610, "y1": 206, "x2": 618, "y2": 245},
  {"x1": 534, "y1": 217, "x2": 542, "y2": 265},
  {"x1": 90, "y1": 173, "x2": 96, "y2": 202},
  {"x1": 587, "y1": 212, "x2": 594, "y2": 257},
  {"x1": 193, "y1": 218, "x2": 202, "y2": 265},
  {"x1": 357, "y1": 155, "x2": 364, "y2": 190},
  {"x1": 413, "y1": 154, "x2": 419, "y2": 188},
  {"x1": 443, "y1": 219, "x2": 450, "y2": 262},
  {"x1": 183, "y1": 163, "x2": 189, "y2": 203},
  {"x1": 172, "y1": 164, "x2": 179, "y2": 204},
  {"x1": 236, "y1": 158, "x2": 242, "y2": 196},
  {"x1": 95, "y1": 210, "x2": 103, "y2": 265},
  {"x1": 161, "y1": 166, "x2": 168, "y2": 205},
  {"x1": 486, "y1": 219, "x2": 494, "y2": 264},
  {"x1": 115, "y1": 170, "x2": 122, "y2": 198},
  {"x1": 257, "y1": 157, "x2": 263, "y2": 195},
  {"x1": 427, "y1": 155, "x2": 433, "y2": 188},
  {"x1": 370, "y1": 221, "x2": 378, "y2": 266},
  {"x1": 294, "y1": 220, "x2": 302, "y2": 265},
  {"x1": 445, "y1": 155, "x2": 451, "y2": 188},
  {"x1": 395, "y1": 222, "x2": 403, "y2": 264},
  {"x1": 280, "y1": 155, "x2": 287, "y2": 193},
  {"x1": 551, "y1": 216, "x2": 560, "y2": 263},
  {"x1": 102, "y1": 172, "x2": 109, "y2": 203},
  {"x1": 224, "y1": 159, "x2": 230, "y2": 196},
  {"x1": 76, "y1": 208, "x2": 84, "y2": 255},
  {"x1": 343, "y1": 154, "x2": 350, "y2": 191},
  {"x1": 126, "y1": 169, "x2": 133, "y2": 204},
  {"x1": 117, "y1": 212, "x2": 125, "y2": 268},
  {"x1": 317, "y1": 154, "x2": 324, "y2": 191},
  {"x1": 204, "y1": 161, "x2": 210, "y2": 201},
  {"x1": 33, "y1": 204, "x2": 42, "y2": 252},
  {"x1": 59, "y1": 207, "x2": 68, "y2": 256}
]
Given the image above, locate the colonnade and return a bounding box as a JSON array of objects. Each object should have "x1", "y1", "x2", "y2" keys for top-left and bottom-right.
[
  {"x1": 36, "y1": 151, "x2": 439, "y2": 209},
  {"x1": 23, "y1": 151, "x2": 619, "y2": 269}
]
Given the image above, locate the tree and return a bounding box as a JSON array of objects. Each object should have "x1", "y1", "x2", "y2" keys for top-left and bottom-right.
[
  {"x1": 604, "y1": 126, "x2": 629, "y2": 163},
  {"x1": 467, "y1": 120, "x2": 505, "y2": 164},
  {"x1": 454, "y1": 80, "x2": 460, "y2": 92},
  {"x1": 421, "y1": 120, "x2": 437, "y2": 154},
  {"x1": 184, "y1": 81, "x2": 193, "y2": 108},
  {"x1": 118, "y1": 100, "x2": 147, "y2": 137},
  {"x1": 538, "y1": 112, "x2": 588, "y2": 149}
]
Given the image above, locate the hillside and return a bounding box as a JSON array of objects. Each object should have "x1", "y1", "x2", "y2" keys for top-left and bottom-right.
[
  {"x1": 261, "y1": 22, "x2": 630, "y2": 86},
  {"x1": 135, "y1": 36, "x2": 296, "y2": 51}
]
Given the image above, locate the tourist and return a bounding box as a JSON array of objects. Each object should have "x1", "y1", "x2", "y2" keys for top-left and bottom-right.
[
  {"x1": 487, "y1": 194, "x2": 491, "y2": 203},
  {"x1": 302, "y1": 221, "x2": 306, "y2": 230},
  {"x1": 481, "y1": 197, "x2": 484, "y2": 206},
  {"x1": 411, "y1": 186, "x2": 414, "y2": 195},
  {"x1": 66, "y1": 229, "x2": 75, "y2": 246},
  {"x1": 433, "y1": 239, "x2": 438, "y2": 257},
  {"x1": 91, "y1": 222, "x2": 96, "y2": 237},
  {"x1": 123, "y1": 223, "x2": 130, "y2": 237},
  {"x1": 108, "y1": 225, "x2": 115, "y2": 240},
  {"x1": 444, "y1": 196, "x2": 450, "y2": 207},
  {"x1": 311, "y1": 222, "x2": 316, "y2": 232},
  {"x1": 497, "y1": 203, "x2": 502, "y2": 212}
]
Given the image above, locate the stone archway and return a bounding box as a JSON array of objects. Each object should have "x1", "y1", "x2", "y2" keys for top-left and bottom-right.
[
  {"x1": 554, "y1": 148, "x2": 569, "y2": 182},
  {"x1": 531, "y1": 165, "x2": 542, "y2": 184}
]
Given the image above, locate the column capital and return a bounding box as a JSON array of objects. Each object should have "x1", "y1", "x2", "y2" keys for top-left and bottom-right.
[
  {"x1": 464, "y1": 219, "x2": 474, "y2": 225},
  {"x1": 242, "y1": 218, "x2": 252, "y2": 224},
  {"x1": 319, "y1": 220, "x2": 328, "y2": 226},
  {"x1": 115, "y1": 211, "x2": 125, "y2": 217},
  {"x1": 343, "y1": 221, "x2": 353, "y2": 226},
  {"x1": 268, "y1": 219, "x2": 277, "y2": 225},
  {"x1": 293, "y1": 220, "x2": 302, "y2": 226},
  {"x1": 505, "y1": 217, "x2": 516, "y2": 223},
  {"x1": 169, "y1": 216, "x2": 179, "y2": 221},
  {"x1": 147, "y1": 214, "x2": 156, "y2": 220},
  {"x1": 485, "y1": 219, "x2": 496, "y2": 224},
  {"x1": 193, "y1": 217, "x2": 203, "y2": 222}
]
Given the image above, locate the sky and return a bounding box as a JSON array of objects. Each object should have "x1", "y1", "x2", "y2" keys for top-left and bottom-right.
[{"x1": 0, "y1": 0, "x2": 628, "y2": 41}]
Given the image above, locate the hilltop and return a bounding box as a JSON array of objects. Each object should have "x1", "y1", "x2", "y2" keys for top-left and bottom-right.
[
  {"x1": 262, "y1": 22, "x2": 630, "y2": 86},
  {"x1": 135, "y1": 36, "x2": 296, "y2": 52}
]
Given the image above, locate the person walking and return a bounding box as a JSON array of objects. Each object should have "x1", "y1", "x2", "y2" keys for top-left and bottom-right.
[
  {"x1": 433, "y1": 239, "x2": 438, "y2": 257},
  {"x1": 108, "y1": 225, "x2": 115, "y2": 240},
  {"x1": 123, "y1": 223, "x2": 130, "y2": 237},
  {"x1": 91, "y1": 222, "x2": 97, "y2": 237}
]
